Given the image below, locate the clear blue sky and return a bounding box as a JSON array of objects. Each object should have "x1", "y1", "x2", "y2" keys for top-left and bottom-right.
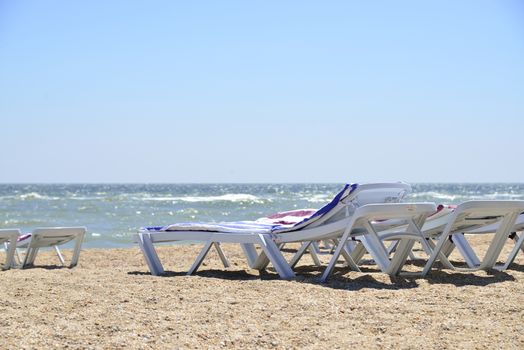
[{"x1": 1, "y1": 1, "x2": 523, "y2": 183}]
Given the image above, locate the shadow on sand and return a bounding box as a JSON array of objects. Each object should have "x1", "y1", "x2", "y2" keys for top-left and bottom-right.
[
  {"x1": 127, "y1": 259, "x2": 521, "y2": 290},
  {"x1": 15, "y1": 264, "x2": 75, "y2": 270}
]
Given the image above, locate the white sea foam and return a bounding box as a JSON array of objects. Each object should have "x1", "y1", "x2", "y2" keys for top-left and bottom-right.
[
  {"x1": 410, "y1": 192, "x2": 458, "y2": 201},
  {"x1": 303, "y1": 194, "x2": 331, "y2": 203},
  {"x1": 69, "y1": 196, "x2": 104, "y2": 201},
  {"x1": 140, "y1": 194, "x2": 263, "y2": 203},
  {"x1": 411, "y1": 191, "x2": 524, "y2": 202},
  {"x1": 19, "y1": 192, "x2": 60, "y2": 200},
  {"x1": 472, "y1": 193, "x2": 524, "y2": 200}
]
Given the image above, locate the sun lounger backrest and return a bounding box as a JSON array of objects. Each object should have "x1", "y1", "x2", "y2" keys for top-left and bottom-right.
[
  {"x1": 274, "y1": 182, "x2": 411, "y2": 233},
  {"x1": 347, "y1": 183, "x2": 411, "y2": 207},
  {"x1": 318, "y1": 182, "x2": 412, "y2": 226},
  {"x1": 443, "y1": 201, "x2": 524, "y2": 235},
  {"x1": 29, "y1": 227, "x2": 86, "y2": 248}
]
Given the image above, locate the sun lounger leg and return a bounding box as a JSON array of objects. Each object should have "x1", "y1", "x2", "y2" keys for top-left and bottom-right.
[
  {"x1": 384, "y1": 239, "x2": 418, "y2": 262},
  {"x1": 213, "y1": 242, "x2": 230, "y2": 268},
  {"x1": 340, "y1": 245, "x2": 361, "y2": 272},
  {"x1": 387, "y1": 241, "x2": 399, "y2": 256},
  {"x1": 499, "y1": 232, "x2": 524, "y2": 270},
  {"x1": 188, "y1": 241, "x2": 214, "y2": 275},
  {"x1": 311, "y1": 242, "x2": 321, "y2": 254},
  {"x1": 241, "y1": 243, "x2": 259, "y2": 269},
  {"x1": 387, "y1": 238, "x2": 416, "y2": 275},
  {"x1": 408, "y1": 251, "x2": 417, "y2": 260},
  {"x1": 257, "y1": 235, "x2": 294, "y2": 279},
  {"x1": 330, "y1": 238, "x2": 360, "y2": 271},
  {"x1": 23, "y1": 247, "x2": 39, "y2": 267},
  {"x1": 512, "y1": 232, "x2": 524, "y2": 253},
  {"x1": 439, "y1": 239, "x2": 454, "y2": 258},
  {"x1": 2, "y1": 243, "x2": 7, "y2": 269},
  {"x1": 70, "y1": 231, "x2": 85, "y2": 268},
  {"x1": 387, "y1": 240, "x2": 418, "y2": 262},
  {"x1": 289, "y1": 241, "x2": 311, "y2": 269},
  {"x1": 358, "y1": 230, "x2": 390, "y2": 273},
  {"x1": 14, "y1": 247, "x2": 22, "y2": 266},
  {"x1": 346, "y1": 240, "x2": 357, "y2": 253},
  {"x1": 518, "y1": 234, "x2": 524, "y2": 254},
  {"x1": 423, "y1": 238, "x2": 455, "y2": 270},
  {"x1": 21, "y1": 249, "x2": 30, "y2": 267},
  {"x1": 451, "y1": 233, "x2": 480, "y2": 268},
  {"x1": 320, "y1": 233, "x2": 356, "y2": 283},
  {"x1": 262, "y1": 243, "x2": 288, "y2": 270},
  {"x1": 242, "y1": 242, "x2": 279, "y2": 271},
  {"x1": 481, "y1": 213, "x2": 518, "y2": 270},
  {"x1": 252, "y1": 246, "x2": 272, "y2": 270},
  {"x1": 329, "y1": 240, "x2": 336, "y2": 254},
  {"x1": 350, "y1": 242, "x2": 366, "y2": 264},
  {"x1": 422, "y1": 232, "x2": 453, "y2": 276},
  {"x1": 137, "y1": 233, "x2": 164, "y2": 276},
  {"x1": 309, "y1": 248, "x2": 322, "y2": 267},
  {"x1": 253, "y1": 254, "x2": 270, "y2": 270},
  {"x1": 54, "y1": 246, "x2": 66, "y2": 266},
  {"x1": 3, "y1": 241, "x2": 17, "y2": 270},
  {"x1": 29, "y1": 248, "x2": 39, "y2": 266}
]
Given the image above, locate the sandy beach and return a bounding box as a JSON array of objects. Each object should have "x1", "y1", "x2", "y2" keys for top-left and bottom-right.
[{"x1": 1, "y1": 239, "x2": 524, "y2": 349}]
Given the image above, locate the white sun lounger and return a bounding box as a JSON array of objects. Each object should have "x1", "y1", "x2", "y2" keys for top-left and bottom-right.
[
  {"x1": 420, "y1": 201, "x2": 524, "y2": 275},
  {"x1": 0, "y1": 229, "x2": 20, "y2": 270},
  {"x1": 137, "y1": 183, "x2": 405, "y2": 276},
  {"x1": 368, "y1": 201, "x2": 524, "y2": 275},
  {"x1": 350, "y1": 202, "x2": 524, "y2": 274},
  {"x1": 16, "y1": 227, "x2": 86, "y2": 268},
  {"x1": 284, "y1": 182, "x2": 412, "y2": 269},
  {"x1": 317, "y1": 203, "x2": 438, "y2": 282},
  {"x1": 137, "y1": 183, "x2": 437, "y2": 279}
]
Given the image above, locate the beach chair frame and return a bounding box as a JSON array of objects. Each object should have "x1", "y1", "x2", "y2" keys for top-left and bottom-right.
[
  {"x1": 318, "y1": 203, "x2": 436, "y2": 282},
  {"x1": 137, "y1": 191, "x2": 437, "y2": 280},
  {"x1": 16, "y1": 227, "x2": 86, "y2": 268},
  {"x1": 0, "y1": 229, "x2": 20, "y2": 270},
  {"x1": 137, "y1": 183, "x2": 412, "y2": 278},
  {"x1": 419, "y1": 201, "x2": 524, "y2": 275},
  {"x1": 349, "y1": 202, "x2": 524, "y2": 274},
  {"x1": 286, "y1": 183, "x2": 412, "y2": 268}
]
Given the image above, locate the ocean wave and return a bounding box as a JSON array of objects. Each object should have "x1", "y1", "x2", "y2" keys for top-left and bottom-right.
[
  {"x1": 69, "y1": 196, "x2": 106, "y2": 201},
  {"x1": 302, "y1": 194, "x2": 331, "y2": 203},
  {"x1": 469, "y1": 193, "x2": 524, "y2": 200},
  {"x1": 139, "y1": 194, "x2": 263, "y2": 203},
  {"x1": 411, "y1": 191, "x2": 524, "y2": 202},
  {"x1": 2, "y1": 219, "x2": 47, "y2": 226},
  {"x1": 18, "y1": 192, "x2": 60, "y2": 200},
  {"x1": 410, "y1": 192, "x2": 458, "y2": 201}
]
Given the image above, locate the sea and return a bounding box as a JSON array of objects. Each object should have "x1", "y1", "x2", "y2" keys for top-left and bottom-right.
[{"x1": 1, "y1": 183, "x2": 523, "y2": 249}]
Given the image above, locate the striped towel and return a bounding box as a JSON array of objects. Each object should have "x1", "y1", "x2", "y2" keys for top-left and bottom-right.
[
  {"x1": 256, "y1": 209, "x2": 318, "y2": 225},
  {"x1": 18, "y1": 234, "x2": 31, "y2": 242},
  {"x1": 152, "y1": 221, "x2": 277, "y2": 234}
]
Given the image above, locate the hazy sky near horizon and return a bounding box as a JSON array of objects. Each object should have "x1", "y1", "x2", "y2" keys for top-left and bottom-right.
[{"x1": 1, "y1": 1, "x2": 523, "y2": 183}]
